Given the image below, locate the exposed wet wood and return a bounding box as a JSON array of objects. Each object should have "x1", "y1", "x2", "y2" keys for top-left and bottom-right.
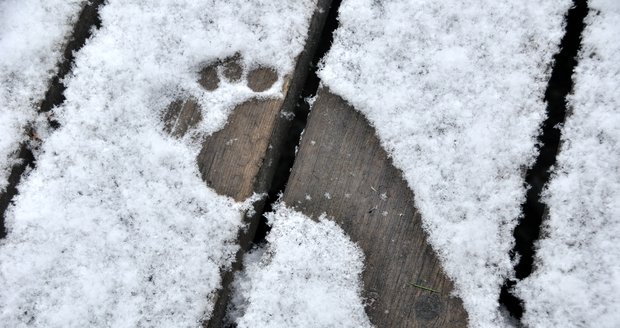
[
  {"x1": 282, "y1": 88, "x2": 469, "y2": 327},
  {"x1": 163, "y1": 98, "x2": 203, "y2": 138},
  {"x1": 197, "y1": 94, "x2": 286, "y2": 202},
  {"x1": 247, "y1": 67, "x2": 278, "y2": 92},
  {"x1": 222, "y1": 54, "x2": 243, "y2": 83},
  {"x1": 198, "y1": 64, "x2": 219, "y2": 91}
]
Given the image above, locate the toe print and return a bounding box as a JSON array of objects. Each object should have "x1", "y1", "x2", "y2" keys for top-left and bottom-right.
[
  {"x1": 221, "y1": 53, "x2": 243, "y2": 82},
  {"x1": 163, "y1": 53, "x2": 279, "y2": 139},
  {"x1": 247, "y1": 67, "x2": 278, "y2": 92},
  {"x1": 198, "y1": 64, "x2": 219, "y2": 91}
]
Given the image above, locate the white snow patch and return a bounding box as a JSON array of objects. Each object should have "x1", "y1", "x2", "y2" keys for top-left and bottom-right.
[
  {"x1": 319, "y1": 0, "x2": 570, "y2": 326},
  {"x1": 0, "y1": 0, "x2": 317, "y2": 326},
  {"x1": 305, "y1": 94, "x2": 317, "y2": 108},
  {"x1": 0, "y1": 0, "x2": 85, "y2": 192},
  {"x1": 230, "y1": 204, "x2": 372, "y2": 328},
  {"x1": 280, "y1": 110, "x2": 295, "y2": 121},
  {"x1": 516, "y1": 2, "x2": 620, "y2": 327}
]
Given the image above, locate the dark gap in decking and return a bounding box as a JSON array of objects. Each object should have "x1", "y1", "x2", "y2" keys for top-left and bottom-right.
[
  {"x1": 499, "y1": 0, "x2": 588, "y2": 320},
  {"x1": 0, "y1": 0, "x2": 104, "y2": 239},
  {"x1": 252, "y1": 0, "x2": 343, "y2": 246},
  {"x1": 40, "y1": 0, "x2": 104, "y2": 117},
  {"x1": 0, "y1": 147, "x2": 34, "y2": 239}
]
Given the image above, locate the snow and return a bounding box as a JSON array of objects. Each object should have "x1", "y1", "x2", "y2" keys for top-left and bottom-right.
[
  {"x1": 516, "y1": 1, "x2": 620, "y2": 327},
  {"x1": 0, "y1": 0, "x2": 317, "y2": 326},
  {"x1": 229, "y1": 204, "x2": 372, "y2": 328},
  {"x1": 318, "y1": 0, "x2": 570, "y2": 326},
  {"x1": 0, "y1": 0, "x2": 85, "y2": 192}
]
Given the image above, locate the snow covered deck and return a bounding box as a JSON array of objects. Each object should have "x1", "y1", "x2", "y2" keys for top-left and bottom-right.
[{"x1": 1, "y1": 0, "x2": 618, "y2": 327}]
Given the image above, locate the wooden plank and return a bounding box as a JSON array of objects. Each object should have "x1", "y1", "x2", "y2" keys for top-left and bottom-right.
[
  {"x1": 282, "y1": 88, "x2": 469, "y2": 327},
  {"x1": 161, "y1": 0, "x2": 332, "y2": 325}
]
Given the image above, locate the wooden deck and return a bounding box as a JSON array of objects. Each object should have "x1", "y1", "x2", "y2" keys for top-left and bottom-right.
[
  {"x1": 157, "y1": 1, "x2": 467, "y2": 324},
  {"x1": 0, "y1": 0, "x2": 468, "y2": 326}
]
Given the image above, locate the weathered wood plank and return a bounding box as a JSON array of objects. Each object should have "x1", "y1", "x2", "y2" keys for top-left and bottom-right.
[
  {"x1": 282, "y1": 88, "x2": 468, "y2": 327},
  {"x1": 162, "y1": 1, "x2": 332, "y2": 326}
]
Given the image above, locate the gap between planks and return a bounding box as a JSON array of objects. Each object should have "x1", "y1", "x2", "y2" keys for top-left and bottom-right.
[{"x1": 500, "y1": 0, "x2": 589, "y2": 320}]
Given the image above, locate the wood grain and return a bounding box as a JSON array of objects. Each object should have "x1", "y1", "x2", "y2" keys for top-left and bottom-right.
[
  {"x1": 282, "y1": 88, "x2": 468, "y2": 327},
  {"x1": 196, "y1": 73, "x2": 288, "y2": 202}
]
